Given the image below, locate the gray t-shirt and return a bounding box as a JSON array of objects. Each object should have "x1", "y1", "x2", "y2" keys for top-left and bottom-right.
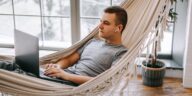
[{"x1": 64, "y1": 38, "x2": 127, "y2": 77}]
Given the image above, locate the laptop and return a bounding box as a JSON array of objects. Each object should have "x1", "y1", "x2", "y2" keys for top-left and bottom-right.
[{"x1": 14, "y1": 29, "x2": 78, "y2": 86}]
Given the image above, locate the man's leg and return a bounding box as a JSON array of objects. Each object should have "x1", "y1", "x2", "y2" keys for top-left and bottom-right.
[
  {"x1": 0, "y1": 61, "x2": 18, "y2": 71},
  {"x1": 0, "y1": 61, "x2": 28, "y2": 74},
  {"x1": 0, "y1": 61, "x2": 80, "y2": 86}
]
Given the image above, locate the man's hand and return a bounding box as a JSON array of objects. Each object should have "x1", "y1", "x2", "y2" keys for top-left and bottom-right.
[
  {"x1": 45, "y1": 63, "x2": 61, "y2": 69},
  {"x1": 44, "y1": 67, "x2": 94, "y2": 84},
  {"x1": 44, "y1": 68, "x2": 69, "y2": 80}
]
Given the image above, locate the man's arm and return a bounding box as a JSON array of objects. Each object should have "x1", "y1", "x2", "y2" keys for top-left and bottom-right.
[
  {"x1": 46, "y1": 51, "x2": 80, "y2": 69},
  {"x1": 61, "y1": 72, "x2": 94, "y2": 84},
  {"x1": 44, "y1": 68, "x2": 94, "y2": 84},
  {"x1": 57, "y1": 52, "x2": 80, "y2": 69}
]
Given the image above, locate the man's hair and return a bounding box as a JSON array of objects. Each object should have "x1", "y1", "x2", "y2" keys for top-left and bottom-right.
[{"x1": 104, "y1": 6, "x2": 128, "y2": 32}]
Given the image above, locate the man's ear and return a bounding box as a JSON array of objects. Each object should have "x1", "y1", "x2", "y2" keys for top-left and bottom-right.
[{"x1": 117, "y1": 24, "x2": 123, "y2": 33}]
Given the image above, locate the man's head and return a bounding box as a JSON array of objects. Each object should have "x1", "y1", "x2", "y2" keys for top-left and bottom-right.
[
  {"x1": 104, "y1": 6, "x2": 127, "y2": 32},
  {"x1": 99, "y1": 6, "x2": 128, "y2": 40}
]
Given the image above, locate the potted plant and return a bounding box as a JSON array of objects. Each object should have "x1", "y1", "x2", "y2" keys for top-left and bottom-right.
[
  {"x1": 141, "y1": 0, "x2": 181, "y2": 87},
  {"x1": 141, "y1": 2, "x2": 167, "y2": 85},
  {"x1": 141, "y1": 40, "x2": 166, "y2": 87},
  {"x1": 141, "y1": 11, "x2": 167, "y2": 86}
]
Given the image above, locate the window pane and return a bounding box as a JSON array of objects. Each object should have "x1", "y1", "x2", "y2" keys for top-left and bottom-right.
[
  {"x1": 142, "y1": 30, "x2": 173, "y2": 55},
  {"x1": 157, "y1": 2, "x2": 175, "y2": 54},
  {"x1": 15, "y1": 16, "x2": 41, "y2": 37},
  {"x1": 0, "y1": 15, "x2": 14, "y2": 44},
  {"x1": 80, "y1": 0, "x2": 110, "y2": 17},
  {"x1": 14, "y1": 0, "x2": 40, "y2": 15},
  {"x1": 0, "y1": 48, "x2": 14, "y2": 55},
  {"x1": 43, "y1": 17, "x2": 71, "y2": 48},
  {"x1": 112, "y1": 0, "x2": 125, "y2": 5},
  {"x1": 42, "y1": 0, "x2": 70, "y2": 17},
  {"x1": 80, "y1": 18, "x2": 99, "y2": 39},
  {"x1": 0, "y1": 0, "x2": 13, "y2": 14},
  {"x1": 158, "y1": 31, "x2": 173, "y2": 54}
]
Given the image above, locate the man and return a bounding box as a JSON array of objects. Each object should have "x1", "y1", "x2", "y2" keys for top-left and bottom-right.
[{"x1": 44, "y1": 6, "x2": 128, "y2": 85}]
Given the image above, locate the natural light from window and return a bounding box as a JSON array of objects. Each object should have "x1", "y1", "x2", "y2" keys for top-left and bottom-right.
[{"x1": 0, "y1": 0, "x2": 173, "y2": 55}]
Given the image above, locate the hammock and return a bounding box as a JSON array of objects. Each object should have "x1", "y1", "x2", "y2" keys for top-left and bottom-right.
[{"x1": 0, "y1": 0, "x2": 171, "y2": 95}]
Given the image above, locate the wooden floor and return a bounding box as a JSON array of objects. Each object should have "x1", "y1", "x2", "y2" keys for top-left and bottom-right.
[
  {"x1": 0, "y1": 76, "x2": 192, "y2": 96},
  {"x1": 125, "y1": 76, "x2": 192, "y2": 96}
]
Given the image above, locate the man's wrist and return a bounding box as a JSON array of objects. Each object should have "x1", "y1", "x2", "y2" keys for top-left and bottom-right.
[
  {"x1": 56, "y1": 63, "x2": 62, "y2": 69},
  {"x1": 61, "y1": 72, "x2": 71, "y2": 81}
]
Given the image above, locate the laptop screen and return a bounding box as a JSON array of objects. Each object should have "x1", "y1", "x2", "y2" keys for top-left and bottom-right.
[{"x1": 14, "y1": 29, "x2": 39, "y2": 76}]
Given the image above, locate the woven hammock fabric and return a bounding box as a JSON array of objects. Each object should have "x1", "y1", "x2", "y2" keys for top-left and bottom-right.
[{"x1": 0, "y1": 0, "x2": 171, "y2": 95}]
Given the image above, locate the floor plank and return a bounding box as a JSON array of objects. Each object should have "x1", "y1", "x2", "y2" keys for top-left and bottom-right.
[{"x1": 125, "y1": 76, "x2": 192, "y2": 96}]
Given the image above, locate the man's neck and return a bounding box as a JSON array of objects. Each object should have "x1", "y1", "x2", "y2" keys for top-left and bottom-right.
[{"x1": 105, "y1": 38, "x2": 122, "y2": 45}]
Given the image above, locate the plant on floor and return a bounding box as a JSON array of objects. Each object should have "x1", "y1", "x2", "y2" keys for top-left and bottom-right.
[
  {"x1": 141, "y1": 30, "x2": 166, "y2": 87},
  {"x1": 141, "y1": 0, "x2": 181, "y2": 87}
]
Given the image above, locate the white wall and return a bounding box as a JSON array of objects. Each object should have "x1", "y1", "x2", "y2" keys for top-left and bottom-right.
[
  {"x1": 183, "y1": 0, "x2": 192, "y2": 88},
  {"x1": 172, "y1": 0, "x2": 188, "y2": 67}
]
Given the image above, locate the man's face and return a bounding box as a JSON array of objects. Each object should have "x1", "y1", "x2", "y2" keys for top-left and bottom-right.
[{"x1": 98, "y1": 13, "x2": 118, "y2": 39}]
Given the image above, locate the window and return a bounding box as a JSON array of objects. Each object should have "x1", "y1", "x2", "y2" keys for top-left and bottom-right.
[
  {"x1": 0, "y1": 15, "x2": 14, "y2": 45},
  {"x1": 41, "y1": 0, "x2": 71, "y2": 49},
  {"x1": 0, "y1": 0, "x2": 173, "y2": 57},
  {"x1": 0, "y1": 0, "x2": 71, "y2": 50},
  {"x1": 157, "y1": 2, "x2": 175, "y2": 55},
  {"x1": 142, "y1": 3, "x2": 176, "y2": 57},
  {"x1": 0, "y1": 0, "x2": 14, "y2": 45}
]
